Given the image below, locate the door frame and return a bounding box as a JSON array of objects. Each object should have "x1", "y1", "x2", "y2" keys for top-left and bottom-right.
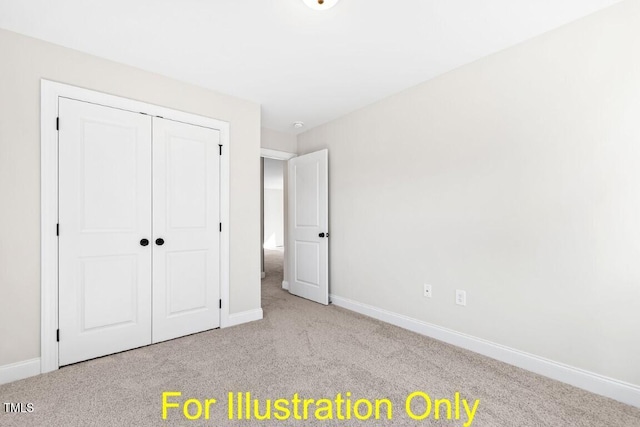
[
  {"x1": 260, "y1": 149, "x2": 296, "y2": 290},
  {"x1": 40, "y1": 80, "x2": 231, "y2": 373}
]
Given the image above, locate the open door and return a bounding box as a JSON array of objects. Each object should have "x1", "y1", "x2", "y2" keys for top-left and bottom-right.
[{"x1": 288, "y1": 149, "x2": 329, "y2": 305}]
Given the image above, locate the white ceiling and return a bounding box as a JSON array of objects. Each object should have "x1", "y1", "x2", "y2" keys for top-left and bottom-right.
[{"x1": 0, "y1": 0, "x2": 622, "y2": 134}]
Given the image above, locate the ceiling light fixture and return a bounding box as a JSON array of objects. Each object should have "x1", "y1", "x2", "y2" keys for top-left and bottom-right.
[
  {"x1": 302, "y1": 0, "x2": 340, "y2": 11},
  {"x1": 293, "y1": 121, "x2": 305, "y2": 129}
]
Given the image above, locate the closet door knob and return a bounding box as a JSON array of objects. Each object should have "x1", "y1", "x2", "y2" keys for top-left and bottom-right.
[
  {"x1": 140, "y1": 238, "x2": 149, "y2": 246},
  {"x1": 155, "y1": 238, "x2": 165, "y2": 246},
  {"x1": 319, "y1": 233, "x2": 325, "y2": 238}
]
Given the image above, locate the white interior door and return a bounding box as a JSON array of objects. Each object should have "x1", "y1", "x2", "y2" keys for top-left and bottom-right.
[
  {"x1": 288, "y1": 149, "x2": 329, "y2": 305},
  {"x1": 58, "y1": 98, "x2": 153, "y2": 366},
  {"x1": 152, "y1": 118, "x2": 221, "y2": 343}
]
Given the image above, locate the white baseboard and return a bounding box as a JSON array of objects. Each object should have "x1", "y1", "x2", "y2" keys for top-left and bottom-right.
[
  {"x1": 282, "y1": 280, "x2": 289, "y2": 290},
  {"x1": 330, "y1": 294, "x2": 640, "y2": 408},
  {"x1": 0, "y1": 358, "x2": 41, "y2": 385},
  {"x1": 225, "y1": 308, "x2": 264, "y2": 328}
]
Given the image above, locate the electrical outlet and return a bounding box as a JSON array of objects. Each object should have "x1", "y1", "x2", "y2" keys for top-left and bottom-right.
[
  {"x1": 423, "y1": 284, "x2": 432, "y2": 298},
  {"x1": 455, "y1": 289, "x2": 466, "y2": 306}
]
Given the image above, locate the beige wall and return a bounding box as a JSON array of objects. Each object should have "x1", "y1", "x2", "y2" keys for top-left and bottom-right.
[
  {"x1": 0, "y1": 29, "x2": 261, "y2": 366},
  {"x1": 261, "y1": 128, "x2": 297, "y2": 153},
  {"x1": 264, "y1": 189, "x2": 284, "y2": 248},
  {"x1": 264, "y1": 158, "x2": 285, "y2": 248},
  {"x1": 297, "y1": 0, "x2": 640, "y2": 386}
]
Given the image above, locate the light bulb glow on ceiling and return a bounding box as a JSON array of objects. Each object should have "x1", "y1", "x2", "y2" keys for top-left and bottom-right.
[{"x1": 302, "y1": 0, "x2": 340, "y2": 11}]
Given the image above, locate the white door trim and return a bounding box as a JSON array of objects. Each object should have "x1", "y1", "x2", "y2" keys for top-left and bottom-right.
[
  {"x1": 260, "y1": 148, "x2": 296, "y2": 288},
  {"x1": 40, "y1": 79, "x2": 231, "y2": 373},
  {"x1": 260, "y1": 148, "x2": 296, "y2": 160}
]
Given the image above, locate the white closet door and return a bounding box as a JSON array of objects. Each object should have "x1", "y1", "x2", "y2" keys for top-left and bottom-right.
[
  {"x1": 152, "y1": 118, "x2": 221, "y2": 343},
  {"x1": 58, "y1": 98, "x2": 153, "y2": 366}
]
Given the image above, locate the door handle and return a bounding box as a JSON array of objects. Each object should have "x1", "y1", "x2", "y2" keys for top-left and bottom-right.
[
  {"x1": 318, "y1": 233, "x2": 329, "y2": 238},
  {"x1": 155, "y1": 238, "x2": 165, "y2": 246},
  {"x1": 140, "y1": 238, "x2": 149, "y2": 247}
]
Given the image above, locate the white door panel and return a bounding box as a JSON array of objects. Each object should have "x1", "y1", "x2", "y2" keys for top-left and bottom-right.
[
  {"x1": 288, "y1": 149, "x2": 329, "y2": 305},
  {"x1": 166, "y1": 250, "x2": 209, "y2": 315},
  {"x1": 80, "y1": 255, "x2": 139, "y2": 330},
  {"x1": 152, "y1": 118, "x2": 220, "y2": 343},
  {"x1": 58, "y1": 98, "x2": 152, "y2": 366},
  {"x1": 295, "y1": 241, "x2": 320, "y2": 285}
]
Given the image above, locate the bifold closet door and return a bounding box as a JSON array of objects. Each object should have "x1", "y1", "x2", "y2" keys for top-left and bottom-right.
[
  {"x1": 152, "y1": 118, "x2": 221, "y2": 343},
  {"x1": 58, "y1": 98, "x2": 153, "y2": 366}
]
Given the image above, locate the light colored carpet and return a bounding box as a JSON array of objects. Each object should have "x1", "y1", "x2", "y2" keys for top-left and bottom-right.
[{"x1": 1, "y1": 248, "x2": 639, "y2": 426}]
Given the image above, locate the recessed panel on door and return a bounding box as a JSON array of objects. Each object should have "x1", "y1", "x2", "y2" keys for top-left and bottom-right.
[
  {"x1": 295, "y1": 163, "x2": 320, "y2": 227},
  {"x1": 80, "y1": 121, "x2": 138, "y2": 232},
  {"x1": 166, "y1": 250, "x2": 208, "y2": 316},
  {"x1": 80, "y1": 255, "x2": 138, "y2": 330},
  {"x1": 152, "y1": 117, "x2": 221, "y2": 343},
  {"x1": 58, "y1": 98, "x2": 153, "y2": 366},
  {"x1": 168, "y1": 137, "x2": 208, "y2": 229},
  {"x1": 294, "y1": 241, "x2": 320, "y2": 287}
]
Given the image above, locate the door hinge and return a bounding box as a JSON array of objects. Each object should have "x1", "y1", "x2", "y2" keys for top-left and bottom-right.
[
  {"x1": 56, "y1": 117, "x2": 59, "y2": 131},
  {"x1": 56, "y1": 329, "x2": 59, "y2": 342},
  {"x1": 219, "y1": 144, "x2": 222, "y2": 155},
  {"x1": 56, "y1": 223, "x2": 59, "y2": 236},
  {"x1": 219, "y1": 222, "x2": 222, "y2": 232},
  {"x1": 219, "y1": 299, "x2": 222, "y2": 309}
]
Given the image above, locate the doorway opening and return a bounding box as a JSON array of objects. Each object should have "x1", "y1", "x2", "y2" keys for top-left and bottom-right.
[
  {"x1": 263, "y1": 157, "x2": 285, "y2": 282},
  {"x1": 260, "y1": 149, "x2": 296, "y2": 304},
  {"x1": 259, "y1": 148, "x2": 329, "y2": 306}
]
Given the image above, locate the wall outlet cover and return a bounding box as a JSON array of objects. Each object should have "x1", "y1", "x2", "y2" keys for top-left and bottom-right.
[
  {"x1": 423, "y1": 284, "x2": 432, "y2": 298},
  {"x1": 456, "y1": 289, "x2": 466, "y2": 306}
]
